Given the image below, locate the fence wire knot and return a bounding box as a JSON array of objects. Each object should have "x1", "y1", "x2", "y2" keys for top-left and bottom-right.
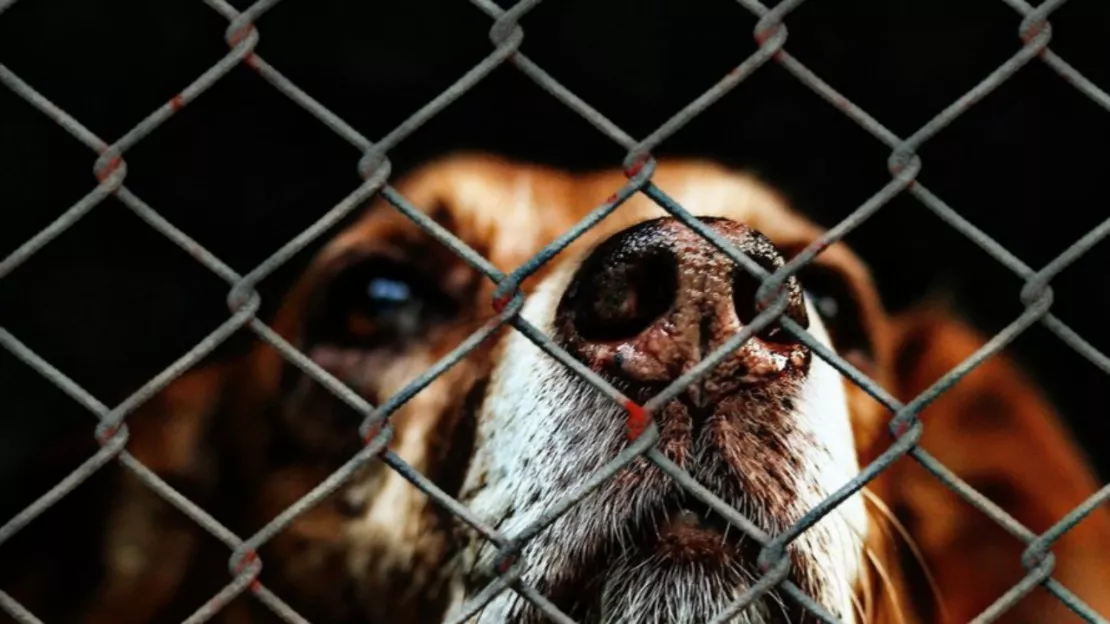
[
  {"x1": 886, "y1": 147, "x2": 921, "y2": 185},
  {"x1": 753, "y1": 14, "x2": 787, "y2": 49},
  {"x1": 94, "y1": 421, "x2": 129, "y2": 448},
  {"x1": 888, "y1": 409, "x2": 923, "y2": 442},
  {"x1": 1021, "y1": 543, "x2": 1056, "y2": 574},
  {"x1": 93, "y1": 150, "x2": 126, "y2": 183},
  {"x1": 358, "y1": 150, "x2": 392, "y2": 182},
  {"x1": 1019, "y1": 13, "x2": 1052, "y2": 46},
  {"x1": 225, "y1": 16, "x2": 259, "y2": 49}
]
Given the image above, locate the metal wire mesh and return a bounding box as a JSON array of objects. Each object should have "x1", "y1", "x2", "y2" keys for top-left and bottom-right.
[{"x1": 2, "y1": 0, "x2": 1110, "y2": 622}]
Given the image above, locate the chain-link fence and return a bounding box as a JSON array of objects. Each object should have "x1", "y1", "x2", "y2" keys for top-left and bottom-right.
[{"x1": 2, "y1": 0, "x2": 1110, "y2": 622}]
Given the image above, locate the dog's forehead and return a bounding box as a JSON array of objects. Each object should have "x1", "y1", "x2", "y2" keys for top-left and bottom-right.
[
  {"x1": 314, "y1": 154, "x2": 870, "y2": 286},
  {"x1": 314, "y1": 155, "x2": 574, "y2": 272}
]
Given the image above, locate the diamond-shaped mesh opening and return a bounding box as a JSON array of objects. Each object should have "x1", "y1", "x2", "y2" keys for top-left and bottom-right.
[
  {"x1": 237, "y1": 2, "x2": 496, "y2": 144},
  {"x1": 782, "y1": 0, "x2": 1023, "y2": 139},
  {"x1": 513, "y1": 0, "x2": 760, "y2": 139},
  {"x1": 66, "y1": 474, "x2": 239, "y2": 624},
  {"x1": 0, "y1": 449, "x2": 119, "y2": 622},
  {"x1": 916, "y1": 62, "x2": 1110, "y2": 268},
  {"x1": 1016, "y1": 317, "x2": 1110, "y2": 480},
  {"x1": 1041, "y1": 241, "x2": 1110, "y2": 370},
  {"x1": 399, "y1": 62, "x2": 632, "y2": 170},
  {"x1": 0, "y1": 203, "x2": 233, "y2": 402},
  {"x1": 1030, "y1": 0, "x2": 1110, "y2": 86},
  {"x1": 121, "y1": 67, "x2": 362, "y2": 273},
  {"x1": 0, "y1": 0, "x2": 232, "y2": 138},
  {"x1": 0, "y1": 90, "x2": 93, "y2": 259}
]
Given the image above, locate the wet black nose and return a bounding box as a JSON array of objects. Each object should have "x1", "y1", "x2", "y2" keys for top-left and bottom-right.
[{"x1": 554, "y1": 217, "x2": 811, "y2": 397}]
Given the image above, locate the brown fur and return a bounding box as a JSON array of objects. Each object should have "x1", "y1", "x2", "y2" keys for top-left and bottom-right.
[{"x1": 6, "y1": 153, "x2": 1110, "y2": 623}]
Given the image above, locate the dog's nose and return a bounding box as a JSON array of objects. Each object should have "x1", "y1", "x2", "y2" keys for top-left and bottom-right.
[{"x1": 554, "y1": 217, "x2": 811, "y2": 400}]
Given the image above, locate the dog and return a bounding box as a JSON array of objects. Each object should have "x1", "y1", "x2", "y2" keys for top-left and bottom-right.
[{"x1": 8, "y1": 154, "x2": 1110, "y2": 623}]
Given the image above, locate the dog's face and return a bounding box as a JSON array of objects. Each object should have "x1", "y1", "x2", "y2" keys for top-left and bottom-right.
[
  {"x1": 238, "y1": 156, "x2": 893, "y2": 623},
  {"x1": 75, "y1": 154, "x2": 1110, "y2": 624}
]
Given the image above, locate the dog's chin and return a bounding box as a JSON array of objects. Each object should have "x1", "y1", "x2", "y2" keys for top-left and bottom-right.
[
  {"x1": 461, "y1": 324, "x2": 861, "y2": 624},
  {"x1": 579, "y1": 499, "x2": 798, "y2": 624}
]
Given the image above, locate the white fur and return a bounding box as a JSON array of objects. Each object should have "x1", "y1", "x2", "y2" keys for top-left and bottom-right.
[
  {"x1": 345, "y1": 347, "x2": 446, "y2": 582},
  {"x1": 448, "y1": 234, "x2": 867, "y2": 623}
]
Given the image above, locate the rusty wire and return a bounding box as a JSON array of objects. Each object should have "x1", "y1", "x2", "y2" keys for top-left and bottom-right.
[{"x1": 2, "y1": 0, "x2": 1110, "y2": 622}]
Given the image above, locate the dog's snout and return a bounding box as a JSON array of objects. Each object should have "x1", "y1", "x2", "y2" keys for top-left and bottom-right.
[{"x1": 556, "y1": 217, "x2": 811, "y2": 397}]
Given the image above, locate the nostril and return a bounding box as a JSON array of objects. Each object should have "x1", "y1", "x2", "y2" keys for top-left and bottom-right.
[
  {"x1": 571, "y1": 248, "x2": 678, "y2": 343},
  {"x1": 731, "y1": 258, "x2": 806, "y2": 345}
]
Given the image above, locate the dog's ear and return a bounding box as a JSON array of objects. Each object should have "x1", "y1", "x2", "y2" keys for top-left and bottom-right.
[
  {"x1": 83, "y1": 359, "x2": 237, "y2": 624},
  {"x1": 124, "y1": 359, "x2": 236, "y2": 477},
  {"x1": 877, "y1": 305, "x2": 1110, "y2": 623}
]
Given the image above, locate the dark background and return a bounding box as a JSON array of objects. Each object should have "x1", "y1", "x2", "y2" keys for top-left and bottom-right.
[{"x1": 0, "y1": 0, "x2": 1108, "y2": 616}]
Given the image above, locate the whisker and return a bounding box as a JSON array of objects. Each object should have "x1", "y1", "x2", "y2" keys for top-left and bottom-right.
[
  {"x1": 847, "y1": 575, "x2": 868, "y2": 624},
  {"x1": 861, "y1": 487, "x2": 949, "y2": 623},
  {"x1": 773, "y1": 593, "x2": 791, "y2": 624},
  {"x1": 852, "y1": 523, "x2": 875, "y2": 624},
  {"x1": 865, "y1": 545, "x2": 907, "y2": 624},
  {"x1": 832, "y1": 507, "x2": 873, "y2": 624}
]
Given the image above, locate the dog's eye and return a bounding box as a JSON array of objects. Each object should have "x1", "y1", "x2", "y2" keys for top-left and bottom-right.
[
  {"x1": 366, "y1": 277, "x2": 414, "y2": 314},
  {"x1": 796, "y1": 263, "x2": 874, "y2": 364},
  {"x1": 310, "y1": 256, "x2": 457, "y2": 347}
]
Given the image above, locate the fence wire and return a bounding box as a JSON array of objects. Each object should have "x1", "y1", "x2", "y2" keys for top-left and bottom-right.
[{"x1": 2, "y1": 0, "x2": 1110, "y2": 622}]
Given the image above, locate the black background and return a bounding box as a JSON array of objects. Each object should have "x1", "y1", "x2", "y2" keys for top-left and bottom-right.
[{"x1": 0, "y1": 0, "x2": 1108, "y2": 612}]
